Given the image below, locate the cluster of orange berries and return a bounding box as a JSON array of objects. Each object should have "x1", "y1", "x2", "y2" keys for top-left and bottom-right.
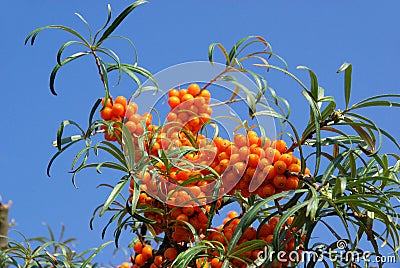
[
  {"x1": 218, "y1": 132, "x2": 310, "y2": 199},
  {"x1": 200, "y1": 212, "x2": 304, "y2": 268},
  {"x1": 130, "y1": 180, "x2": 220, "y2": 241},
  {"x1": 128, "y1": 241, "x2": 179, "y2": 268},
  {"x1": 101, "y1": 84, "x2": 308, "y2": 268},
  {"x1": 99, "y1": 95, "x2": 153, "y2": 145},
  {"x1": 166, "y1": 83, "x2": 212, "y2": 134}
]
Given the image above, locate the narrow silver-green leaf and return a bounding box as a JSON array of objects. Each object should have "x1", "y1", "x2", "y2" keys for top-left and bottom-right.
[{"x1": 337, "y1": 62, "x2": 352, "y2": 109}]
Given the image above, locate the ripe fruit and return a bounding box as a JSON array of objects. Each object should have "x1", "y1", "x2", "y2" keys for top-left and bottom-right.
[
  {"x1": 227, "y1": 211, "x2": 238, "y2": 219},
  {"x1": 133, "y1": 241, "x2": 143, "y2": 253},
  {"x1": 115, "y1": 96, "x2": 127, "y2": 107},
  {"x1": 154, "y1": 255, "x2": 163, "y2": 266},
  {"x1": 164, "y1": 247, "x2": 178, "y2": 261},
  {"x1": 100, "y1": 107, "x2": 113, "y2": 120},
  {"x1": 273, "y1": 139, "x2": 287, "y2": 153},
  {"x1": 135, "y1": 254, "x2": 146, "y2": 266},
  {"x1": 188, "y1": 83, "x2": 201, "y2": 96},
  {"x1": 142, "y1": 245, "x2": 153, "y2": 259},
  {"x1": 273, "y1": 174, "x2": 287, "y2": 188},
  {"x1": 274, "y1": 160, "x2": 287, "y2": 175},
  {"x1": 168, "y1": 96, "x2": 181, "y2": 108},
  {"x1": 120, "y1": 262, "x2": 130, "y2": 268},
  {"x1": 181, "y1": 93, "x2": 194, "y2": 103},
  {"x1": 112, "y1": 103, "x2": 125, "y2": 117},
  {"x1": 168, "y1": 89, "x2": 180, "y2": 97}
]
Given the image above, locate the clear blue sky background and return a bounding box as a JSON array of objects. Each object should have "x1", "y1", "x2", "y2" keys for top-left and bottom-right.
[{"x1": 1, "y1": 0, "x2": 399, "y2": 266}]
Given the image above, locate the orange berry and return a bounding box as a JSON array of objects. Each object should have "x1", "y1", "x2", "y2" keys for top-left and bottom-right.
[
  {"x1": 129, "y1": 113, "x2": 141, "y2": 124},
  {"x1": 284, "y1": 176, "x2": 299, "y2": 190},
  {"x1": 273, "y1": 140, "x2": 287, "y2": 153},
  {"x1": 210, "y1": 257, "x2": 222, "y2": 268},
  {"x1": 112, "y1": 103, "x2": 125, "y2": 117},
  {"x1": 279, "y1": 154, "x2": 293, "y2": 166},
  {"x1": 102, "y1": 97, "x2": 113, "y2": 108},
  {"x1": 248, "y1": 154, "x2": 260, "y2": 168},
  {"x1": 260, "y1": 223, "x2": 273, "y2": 237},
  {"x1": 142, "y1": 112, "x2": 152, "y2": 126},
  {"x1": 176, "y1": 213, "x2": 189, "y2": 223},
  {"x1": 120, "y1": 262, "x2": 131, "y2": 268},
  {"x1": 197, "y1": 212, "x2": 208, "y2": 224},
  {"x1": 288, "y1": 163, "x2": 301, "y2": 173},
  {"x1": 154, "y1": 255, "x2": 163, "y2": 266},
  {"x1": 125, "y1": 103, "x2": 138, "y2": 118},
  {"x1": 188, "y1": 83, "x2": 201, "y2": 96},
  {"x1": 247, "y1": 131, "x2": 259, "y2": 145},
  {"x1": 234, "y1": 133, "x2": 247, "y2": 148},
  {"x1": 219, "y1": 159, "x2": 230, "y2": 171},
  {"x1": 265, "y1": 234, "x2": 274, "y2": 244},
  {"x1": 179, "y1": 89, "x2": 188, "y2": 98},
  {"x1": 115, "y1": 96, "x2": 127, "y2": 108},
  {"x1": 164, "y1": 248, "x2": 178, "y2": 261},
  {"x1": 274, "y1": 160, "x2": 287, "y2": 175},
  {"x1": 227, "y1": 210, "x2": 239, "y2": 219},
  {"x1": 260, "y1": 184, "x2": 275, "y2": 198},
  {"x1": 168, "y1": 96, "x2": 181, "y2": 108},
  {"x1": 166, "y1": 112, "x2": 177, "y2": 122},
  {"x1": 273, "y1": 174, "x2": 287, "y2": 188},
  {"x1": 133, "y1": 241, "x2": 143, "y2": 254},
  {"x1": 125, "y1": 121, "x2": 136, "y2": 133},
  {"x1": 135, "y1": 254, "x2": 146, "y2": 266},
  {"x1": 168, "y1": 89, "x2": 180, "y2": 97},
  {"x1": 199, "y1": 89, "x2": 211, "y2": 102},
  {"x1": 100, "y1": 107, "x2": 113, "y2": 120},
  {"x1": 181, "y1": 93, "x2": 194, "y2": 103},
  {"x1": 265, "y1": 147, "x2": 281, "y2": 163},
  {"x1": 269, "y1": 217, "x2": 279, "y2": 229},
  {"x1": 218, "y1": 152, "x2": 229, "y2": 162},
  {"x1": 142, "y1": 245, "x2": 153, "y2": 259},
  {"x1": 183, "y1": 205, "x2": 194, "y2": 216}
]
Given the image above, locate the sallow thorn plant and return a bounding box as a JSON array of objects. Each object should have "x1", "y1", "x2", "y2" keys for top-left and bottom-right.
[{"x1": 3, "y1": 1, "x2": 398, "y2": 267}]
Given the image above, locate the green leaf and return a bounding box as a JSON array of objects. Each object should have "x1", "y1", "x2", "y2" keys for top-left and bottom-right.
[
  {"x1": 171, "y1": 245, "x2": 208, "y2": 268},
  {"x1": 88, "y1": 98, "x2": 102, "y2": 128},
  {"x1": 47, "y1": 140, "x2": 81, "y2": 177},
  {"x1": 208, "y1": 43, "x2": 230, "y2": 66},
  {"x1": 337, "y1": 62, "x2": 352, "y2": 109},
  {"x1": 121, "y1": 125, "x2": 136, "y2": 170},
  {"x1": 343, "y1": 117, "x2": 376, "y2": 153},
  {"x1": 25, "y1": 25, "x2": 90, "y2": 46},
  {"x1": 96, "y1": 0, "x2": 148, "y2": 46},
  {"x1": 79, "y1": 241, "x2": 112, "y2": 268},
  {"x1": 320, "y1": 150, "x2": 348, "y2": 186},
  {"x1": 332, "y1": 177, "x2": 347, "y2": 197},
  {"x1": 297, "y1": 66, "x2": 319, "y2": 101},
  {"x1": 220, "y1": 75, "x2": 256, "y2": 115},
  {"x1": 74, "y1": 13, "x2": 92, "y2": 43},
  {"x1": 100, "y1": 176, "x2": 129, "y2": 216},
  {"x1": 50, "y1": 52, "x2": 90, "y2": 95},
  {"x1": 302, "y1": 91, "x2": 322, "y2": 175},
  {"x1": 350, "y1": 100, "x2": 400, "y2": 110},
  {"x1": 56, "y1": 120, "x2": 85, "y2": 151},
  {"x1": 93, "y1": 4, "x2": 112, "y2": 43}
]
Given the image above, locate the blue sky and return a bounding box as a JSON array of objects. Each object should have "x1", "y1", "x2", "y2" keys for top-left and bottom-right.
[{"x1": 1, "y1": 0, "x2": 399, "y2": 266}]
